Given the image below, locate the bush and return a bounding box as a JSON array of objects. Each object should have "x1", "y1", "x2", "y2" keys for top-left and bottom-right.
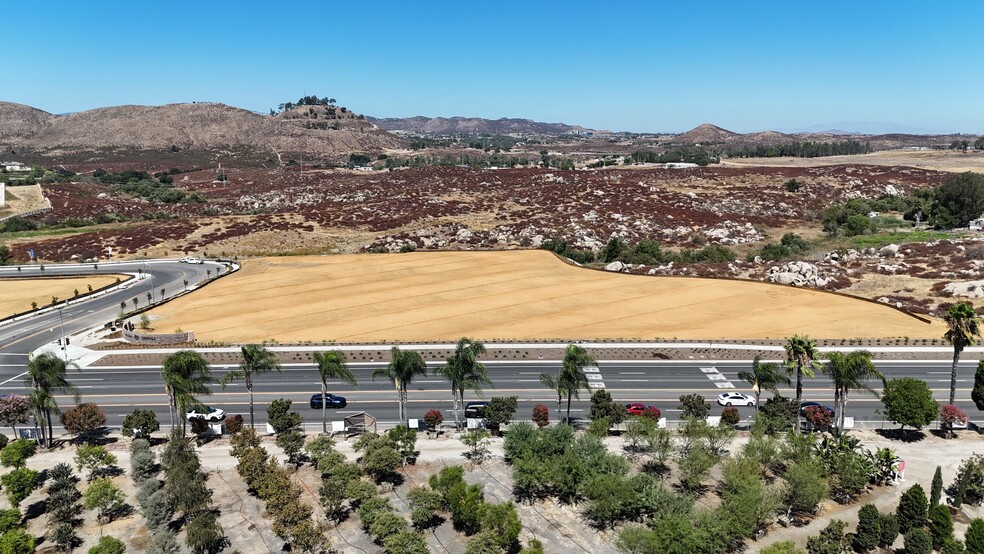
[
  {"x1": 942, "y1": 538, "x2": 967, "y2": 554},
  {"x1": 881, "y1": 378, "x2": 938, "y2": 431},
  {"x1": 267, "y1": 399, "x2": 301, "y2": 434},
  {"x1": 531, "y1": 404, "x2": 549, "y2": 428},
  {"x1": 84, "y1": 477, "x2": 126, "y2": 522},
  {"x1": 784, "y1": 459, "x2": 828, "y2": 515},
  {"x1": 0, "y1": 439, "x2": 36, "y2": 468},
  {"x1": 0, "y1": 509, "x2": 21, "y2": 534},
  {"x1": 1, "y1": 467, "x2": 38, "y2": 506},
  {"x1": 185, "y1": 510, "x2": 224, "y2": 554},
  {"x1": 75, "y1": 444, "x2": 117, "y2": 479},
  {"x1": 941, "y1": 404, "x2": 968, "y2": 437},
  {"x1": 853, "y1": 504, "x2": 881, "y2": 552},
  {"x1": 224, "y1": 414, "x2": 244, "y2": 434},
  {"x1": 897, "y1": 484, "x2": 929, "y2": 534},
  {"x1": 275, "y1": 429, "x2": 306, "y2": 464},
  {"x1": 803, "y1": 405, "x2": 832, "y2": 430},
  {"x1": 967, "y1": 518, "x2": 984, "y2": 554},
  {"x1": 806, "y1": 519, "x2": 847, "y2": 554},
  {"x1": 930, "y1": 503, "x2": 954, "y2": 548},
  {"x1": 720, "y1": 407, "x2": 740, "y2": 427},
  {"x1": 0, "y1": 528, "x2": 35, "y2": 553},
  {"x1": 678, "y1": 394, "x2": 709, "y2": 420},
  {"x1": 904, "y1": 528, "x2": 933, "y2": 554},
  {"x1": 130, "y1": 451, "x2": 157, "y2": 484},
  {"x1": 60, "y1": 403, "x2": 107, "y2": 439},
  {"x1": 88, "y1": 536, "x2": 126, "y2": 554},
  {"x1": 0, "y1": 435, "x2": 7, "y2": 451},
  {"x1": 122, "y1": 409, "x2": 160, "y2": 438},
  {"x1": 423, "y1": 409, "x2": 443, "y2": 430},
  {"x1": 589, "y1": 390, "x2": 628, "y2": 425},
  {"x1": 879, "y1": 512, "x2": 900, "y2": 549},
  {"x1": 949, "y1": 454, "x2": 984, "y2": 507}
]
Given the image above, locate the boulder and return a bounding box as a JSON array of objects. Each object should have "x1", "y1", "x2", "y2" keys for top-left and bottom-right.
[
  {"x1": 879, "y1": 244, "x2": 900, "y2": 257},
  {"x1": 772, "y1": 272, "x2": 803, "y2": 285},
  {"x1": 943, "y1": 280, "x2": 984, "y2": 298},
  {"x1": 884, "y1": 184, "x2": 902, "y2": 197},
  {"x1": 605, "y1": 261, "x2": 628, "y2": 272}
]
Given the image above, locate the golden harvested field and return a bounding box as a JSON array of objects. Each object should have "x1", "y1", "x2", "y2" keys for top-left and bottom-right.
[
  {"x1": 718, "y1": 150, "x2": 984, "y2": 173},
  {"x1": 148, "y1": 251, "x2": 941, "y2": 342},
  {"x1": 0, "y1": 276, "x2": 123, "y2": 317}
]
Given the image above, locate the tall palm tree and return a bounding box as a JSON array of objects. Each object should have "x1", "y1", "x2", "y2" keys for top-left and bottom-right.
[
  {"x1": 784, "y1": 335, "x2": 821, "y2": 431},
  {"x1": 539, "y1": 344, "x2": 595, "y2": 424},
  {"x1": 945, "y1": 303, "x2": 981, "y2": 405},
  {"x1": 161, "y1": 350, "x2": 215, "y2": 434},
  {"x1": 313, "y1": 350, "x2": 358, "y2": 433},
  {"x1": 220, "y1": 345, "x2": 281, "y2": 431},
  {"x1": 737, "y1": 355, "x2": 791, "y2": 410},
  {"x1": 822, "y1": 350, "x2": 885, "y2": 433},
  {"x1": 25, "y1": 352, "x2": 80, "y2": 447},
  {"x1": 434, "y1": 338, "x2": 492, "y2": 430},
  {"x1": 372, "y1": 347, "x2": 427, "y2": 424}
]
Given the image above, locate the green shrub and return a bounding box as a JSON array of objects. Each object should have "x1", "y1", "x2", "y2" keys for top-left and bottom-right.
[
  {"x1": 878, "y1": 512, "x2": 900, "y2": 549},
  {"x1": 904, "y1": 528, "x2": 933, "y2": 554},
  {"x1": 852, "y1": 504, "x2": 880, "y2": 552},
  {"x1": 929, "y1": 503, "x2": 955, "y2": 548},
  {"x1": 678, "y1": 394, "x2": 709, "y2": 420},
  {"x1": 897, "y1": 484, "x2": 929, "y2": 534},
  {"x1": 0, "y1": 439, "x2": 36, "y2": 468},
  {"x1": 88, "y1": 536, "x2": 126, "y2": 554}
]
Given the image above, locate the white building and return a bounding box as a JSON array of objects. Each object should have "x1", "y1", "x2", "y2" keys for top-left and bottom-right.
[
  {"x1": 1, "y1": 162, "x2": 28, "y2": 172},
  {"x1": 970, "y1": 218, "x2": 984, "y2": 231},
  {"x1": 0, "y1": 182, "x2": 5, "y2": 208}
]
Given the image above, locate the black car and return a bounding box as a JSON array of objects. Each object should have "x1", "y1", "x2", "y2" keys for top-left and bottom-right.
[
  {"x1": 310, "y1": 393, "x2": 347, "y2": 409},
  {"x1": 464, "y1": 401, "x2": 489, "y2": 419},
  {"x1": 800, "y1": 401, "x2": 835, "y2": 418}
]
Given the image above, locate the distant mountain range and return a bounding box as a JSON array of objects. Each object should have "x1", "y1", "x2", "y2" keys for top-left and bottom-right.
[
  {"x1": 365, "y1": 115, "x2": 591, "y2": 135},
  {"x1": 673, "y1": 123, "x2": 975, "y2": 149}
]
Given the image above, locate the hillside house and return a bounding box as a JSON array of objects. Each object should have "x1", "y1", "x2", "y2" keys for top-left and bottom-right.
[{"x1": 1, "y1": 162, "x2": 28, "y2": 172}]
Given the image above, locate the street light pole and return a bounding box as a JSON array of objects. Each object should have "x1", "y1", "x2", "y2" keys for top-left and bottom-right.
[
  {"x1": 57, "y1": 306, "x2": 67, "y2": 362},
  {"x1": 145, "y1": 262, "x2": 156, "y2": 303}
]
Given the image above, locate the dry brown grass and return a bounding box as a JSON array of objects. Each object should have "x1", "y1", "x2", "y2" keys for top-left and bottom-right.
[
  {"x1": 0, "y1": 276, "x2": 122, "y2": 317},
  {"x1": 148, "y1": 250, "x2": 941, "y2": 342},
  {"x1": 718, "y1": 150, "x2": 984, "y2": 173}
]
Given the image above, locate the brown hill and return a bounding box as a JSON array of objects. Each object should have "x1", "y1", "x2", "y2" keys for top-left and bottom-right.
[
  {"x1": 0, "y1": 101, "x2": 403, "y2": 157},
  {"x1": 674, "y1": 123, "x2": 741, "y2": 144},
  {"x1": 366, "y1": 115, "x2": 589, "y2": 135}
]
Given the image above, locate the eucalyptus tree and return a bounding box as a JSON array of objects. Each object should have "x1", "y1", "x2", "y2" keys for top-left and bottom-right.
[
  {"x1": 372, "y1": 347, "x2": 427, "y2": 423},
  {"x1": 313, "y1": 350, "x2": 358, "y2": 433},
  {"x1": 220, "y1": 345, "x2": 281, "y2": 430},
  {"x1": 538, "y1": 343, "x2": 596, "y2": 424},
  {"x1": 944, "y1": 302, "x2": 981, "y2": 404},
  {"x1": 161, "y1": 350, "x2": 215, "y2": 434},
  {"x1": 25, "y1": 352, "x2": 80, "y2": 447},
  {"x1": 434, "y1": 338, "x2": 492, "y2": 429},
  {"x1": 737, "y1": 355, "x2": 790, "y2": 410},
  {"x1": 823, "y1": 350, "x2": 885, "y2": 433}
]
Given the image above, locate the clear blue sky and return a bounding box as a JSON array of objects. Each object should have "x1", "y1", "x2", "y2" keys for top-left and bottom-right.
[{"x1": 3, "y1": 1, "x2": 981, "y2": 133}]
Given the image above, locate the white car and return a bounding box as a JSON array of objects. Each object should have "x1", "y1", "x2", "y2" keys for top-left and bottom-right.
[
  {"x1": 187, "y1": 257, "x2": 204, "y2": 264},
  {"x1": 186, "y1": 406, "x2": 225, "y2": 422},
  {"x1": 716, "y1": 392, "x2": 756, "y2": 407},
  {"x1": 178, "y1": 256, "x2": 190, "y2": 263}
]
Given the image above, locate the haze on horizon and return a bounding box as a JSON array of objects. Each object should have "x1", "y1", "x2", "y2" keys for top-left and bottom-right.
[{"x1": 4, "y1": 0, "x2": 981, "y2": 135}]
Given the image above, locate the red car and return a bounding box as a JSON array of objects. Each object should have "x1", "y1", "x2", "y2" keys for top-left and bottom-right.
[{"x1": 626, "y1": 403, "x2": 660, "y2": 417}]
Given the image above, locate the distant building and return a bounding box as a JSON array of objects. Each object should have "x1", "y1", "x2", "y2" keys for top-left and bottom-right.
[
  {"x1": 1, "y1": 162, "x2": 28, "y2": 172},
  {"x1": 0, "y1": 182, "x2": 5, "y2": 208}
]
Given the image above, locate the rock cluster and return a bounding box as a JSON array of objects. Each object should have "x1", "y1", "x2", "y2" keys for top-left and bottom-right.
[
  {"x1": 943, "y1": 280, "x2": 984, "y2": 298},
  {"x1": 766, "y1": 261, "x2": 830, "y2": 287}
]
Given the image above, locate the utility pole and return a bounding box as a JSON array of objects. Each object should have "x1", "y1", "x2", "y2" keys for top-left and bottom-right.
[{"x1": 57, "y1": 306, "x2": 67, "y2": 362}]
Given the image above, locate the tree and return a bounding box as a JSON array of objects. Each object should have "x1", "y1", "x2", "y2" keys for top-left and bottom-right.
[
  {"x1": 276, "y1": 430, "x2": 306, "y2": 465},
  {"x1": 853, "y1": 504, "x2": 881, "y2": 552},
  {"x1": 540, "y1": 344, "x2": 596, "y2": 424},
  {"x1": 929, "y1": 503, "x2": 954, "y2": 548},
  {"x1": 897, "y1": 484, "x2": 928, "y2": 534},
  {"x1": 25, "y1": 352, "x2": 80, "y2": 447},
  {"x1": 383, "y1": 530, "x2": 429, "y2": 554},
  {"x1": 84, "y1": 477, "x2": 126, "y2": 523},
  {"x1": 532, "y1": 403, "x2": 549, "y2": 427},
  {"x1": 967, "y1": 518, "x2": 984, "y2": 554},
  {"x1": 945, "y1": 303, "x2": 981, "y2": 404},
  {"x1": 943, "y1": 538, "x2": 968, "y2": 554},
  {"x1": 185, "y1": 510, "x2": 224, "y2": 554},
  {"x1": 434, "y1": 338, "x2": 491, "y2": 430},
  {"x1": 784, "y1": 335, "x2": 821, "y2": 431},
  {"x1": 423, "y1": 409, "x2": 443, "y2": 431},
  {"x1": 313, "y1": 350, "x2": 357, "y2": 433},
  {"x1": 941, "y1": 404, "x2": 969, "y2": 438},
  {"x1": 0, "y1": 467, "x2": 38, "y2": 506},
  {"x1": 905, "y1": 528, "x2": 933, "y2": 554},
  {"x1": 60, "y1": 402, "x2": 107, "y2": 441},
  {"x1": 75, "y1": 444, "x2": 117, "y2": 479},
  {"x1": 806, "y1": 519, "x2": 848, "y2": 554},
  {"x1": 221, "y1": 344, "x2": 281, "y2": 430},
  {"x1": 678, "y1": 393, "x2": 709, "y2": 420},
  {"x1": 822, "y1": 350, "x2": 884, "y2": 432},
  {"x1": 0, "y1": 395, "x2": 29, "y2": 436},
  {"x1": 267, "y1": 398, "x2": 302, "y2": 434},
  {"x1": 930, "y1": 172, "x2": 984, "y2": 228},
  {"x1": 738, "y1": 356, "x2": 791, "y2": 410},
  {"x1": 784, "y1": 459, "x2": 827, "y2": 515},
  {"x1": 0, "y1": 529, "x2": 35, "y2": 554},
  {"x1": 932, "y1": 465, "x2": 944, "y2": 506},
  {"x1": 881, "y1": 378, "x2": 939, "y2": 431},
  {"x1": 161, "y1": 350, "x2": 214, "y2": 434},
  {"x1": 973, "y1": 361, "x2": 984, "y2": 413},
  {"x1": 879, "y1": 512, "x2": 900, "y2": 550},
  {"x1": 588, "y1": 389, "x2": 628, "y2": 425},
  {"x1": 388, "y1": 424, "x2": 417, "y2": 465},
  {"x1": 373, "y1": 347, "x2": 427, "y2": 424},
  {"x1": 51, "y1": 521, "x2": 78, "y2": 552},
  {"x1": 122, "y1": 408, "x2": 160, "y2": 438},
  {"x1": 88, "y1": 536, "x2": 126, "y2": 554},
  {"x1": 484, "y1": 396, "x2": 518, "y2": 435},
  {"x1": 462, "y1": 429, "x2": 491, "y2": 463}
]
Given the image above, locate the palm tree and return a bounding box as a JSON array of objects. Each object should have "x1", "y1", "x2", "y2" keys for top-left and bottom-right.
[
  {"x1": 161, "y1": 350, "x2": 215, "y2": 435},
  {"x1": 434, "y1": 338, "x2": 492, "y2": 430},
  {"x1": 539, "y1": 344, "x2": 595, "y2": 424},
  {"x1": 25, "y1": 352, "x2": 80, "y2": 447},
  {"x1": 945, "y1": 303, "x2": 981, "y2": 405},
  {"x1": 737, "y1": 355, "x2": 791, "y2": 410},
  {"x1": 822, "y1": 350, "x2": 885, "y2": 433},
  {"x1": 372, "y1": 347, "x2": 427, "y2": 424},
  {"x1": 784, "y1": 335, "x2": 821, "y2": 431},
  {"x1": 220, "y1": 345, "x2": 281, "y2": 431},
  {"x1": 313, "y1": 350, "x2": 358, "y2": 433}
]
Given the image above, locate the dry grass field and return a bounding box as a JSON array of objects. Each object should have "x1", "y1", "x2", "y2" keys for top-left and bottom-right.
[
  {"x1": 148, "y1": 250, "x2": 940, "y2": 342},
  {"x1": 719, "y1": 149, "x2": 984, "y2": 173},
  {"x1": 0, "y1": 276, "x2": 122, "y2": 317}
]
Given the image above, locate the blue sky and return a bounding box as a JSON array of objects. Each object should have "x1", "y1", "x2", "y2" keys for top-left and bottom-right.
[{"x1": 3, "y1": 1, "x2": 982, "y2": 133}]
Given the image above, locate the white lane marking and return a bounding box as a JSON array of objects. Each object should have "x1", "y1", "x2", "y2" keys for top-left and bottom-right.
[
  {"x1": 0, "y1": 372, "x2": 27, "y2": 386},
  {"x1": 707, "y1": 374, "x2": 728, "y2": 381},
  {"x1": 715, "y1": 382, "x2": 735, "y2": 389},
  {"x1": 700, "y1": 367, "x2": 718, "y2": 373},
  {"x1": 586, "y1": 374, "x2": 603, "y2": 381},
  {"x1": 619, "y1": 372, "x2": 645, "y2": 375},
  {"x1": 588, "y1": 382, "x2": 605, "y2": 389}
]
